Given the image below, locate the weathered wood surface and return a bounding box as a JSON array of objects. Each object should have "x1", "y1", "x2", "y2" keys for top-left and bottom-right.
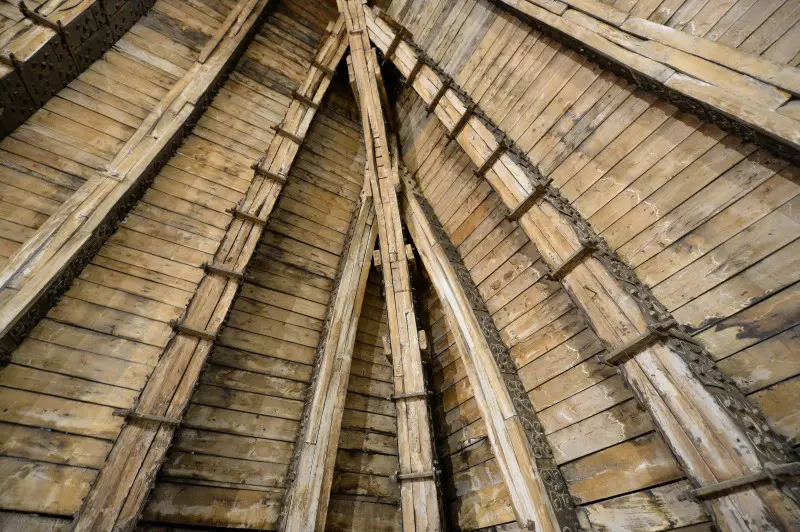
[
  {"x1": 71, "y1": 11, "x2": 347, "y2": 530},
  {"x1": 402, "y1": 170, "x2": 578, "y2": 531},
  {"x1": 140, "y1": 84, "x2": 367, "y2": 531},
  {"x1": 369, "y1": 9, "x2": 799, "y2": 530},
  {"x1": 0, "y1": 0, "x2": 326, "y2": 523},
  {"x1": 388, "y1": 0, "x2": 800, "y2": 463},
  {"x1": 341, "y1": 1, "x2": 442, "y2": 529},
  {"x1": 0, "y1": 0, "x2": 236, "y2": 280},
  {"x1": 421, "y1": 288, "x2": 518, "y2": 532},
  {"x1": 281, "y1": 187, "x2": 378, "y2": 531},
  {"x1": 324, "y1": 270, "x2": 403, "y2": 531},
  {"x1": 0, "y1": 0, "x2": 338, "y2": 526},
  {"x1": 0, "y1": 0, "x2": 273, "y2": 363},
  {"x1": 400, "y1": 90, "x2": 703, "y2": 531},
  {"x1": 391, "y1": 0, "x2": 800, "y2": 169}
]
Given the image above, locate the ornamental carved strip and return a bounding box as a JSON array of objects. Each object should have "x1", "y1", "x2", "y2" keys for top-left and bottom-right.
[
  {"x1": 392, "y1": 33, "x2": 800, "y2": 494},
  {"x1": 405, "y1": 177, "x2": 580, "y2": 531},
  {"x1": 0, "y1": 0, "x2": 155, "y2": 138}
]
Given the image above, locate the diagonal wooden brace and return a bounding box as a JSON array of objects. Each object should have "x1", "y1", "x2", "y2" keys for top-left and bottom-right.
[
  {"x1": 113, "y1": 409, "x2": 182, "y2": 426},
  {"x1": 271, "y1": 125, "x2": 304, "y2": 145},
  {"x1": 389, "y1": 390, "x2": 431, "y2": 401},
  {"x1": 251, "y1": 162, "x2": 288, "y2": 184},
  {"x1": 383, "y1": 26, "x2": 409, "y2": 63},
  {"x1": 447, "y1": 103, "x2": 476, "y2": 143},
  {"x1": 403, "y1": 57, "x2": 424, "y2": 86},
  {"x1": 228, "y1": 205, "x2": 268, "y2": 227},
  {"x1": 203, "y1": 262, "x2": 244, "y2": 281},
  {"x1": 18, "y1": 1, "x2": 62, "y2": 33},
  {"x1": 690, "y1": 462, "x2": 800, "y2": 500},
  {"x1": 600, "y1": 323, "x2": 674, "y2": 366},
  {"x1": 395, "y1": 470, "x2": 438, "y2": 481},
  {"x1": 548, "y1": 242, "x2": 596, "y2": 281},
  {"x1": 475, "y1": 139, "x2": 510, "y2": 177},
  {"x1": 312, "y1": 59, "x2": 335, "y2": 78}
]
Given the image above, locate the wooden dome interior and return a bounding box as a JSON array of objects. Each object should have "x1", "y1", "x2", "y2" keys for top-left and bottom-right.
[{"x1": 0, "y1": 0, "x2": 798, "y2": 530}]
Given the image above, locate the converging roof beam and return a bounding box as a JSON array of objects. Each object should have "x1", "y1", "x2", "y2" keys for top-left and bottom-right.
[
  {"x1": 366, "y1": 10, "x2": 800, "y2": 531},
  {"x1": 70, "y1": 18, "x2": 349, "y2": 531},
  {"x1": 338, "y1": 1, "x2": 443, "y2": 529}
]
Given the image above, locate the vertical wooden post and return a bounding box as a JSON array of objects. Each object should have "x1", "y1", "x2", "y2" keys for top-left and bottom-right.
[
  {"x1": 401, "y1": 171, "x2": 580, "y2": 532},
  {"x1": 339, "y1": 1, "x2": 442, "y2": 529},
  {"x1": 280, "y1": 191, "x2": 378, "y2": 532},
  {"x1": 364, "y1": 10, "x2": 800, "y2": 531}
]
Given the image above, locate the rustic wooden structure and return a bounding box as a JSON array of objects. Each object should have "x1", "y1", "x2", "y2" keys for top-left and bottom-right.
[{"x1": 0, "y1": 0, "x2": 798, "y2": 531}]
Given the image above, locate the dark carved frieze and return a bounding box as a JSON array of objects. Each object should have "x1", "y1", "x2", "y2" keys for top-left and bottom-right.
[
  {"x1": 405, "y1": 176, "x2": 581, "y2": 531},
  {"x1": 1, "y1": 0, "x2": 155, "y2": 138}
]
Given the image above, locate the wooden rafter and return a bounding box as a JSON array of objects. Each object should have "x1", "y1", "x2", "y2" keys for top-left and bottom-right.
[
  {"x1": 401, "y1": 171, "x2": 579, "y2": 532},
  {"x1": 338, "y1": 1, "x2": 442, "y2": 530},
  {"x1": 486, "y1": 0, "x2": 800, "y2": 167},
  {"x1": 366, "y1": 10, "x2": 800, "y2": 531},
  {"x1": 0, "y1": 0, "x2": 270, "y2": 363},
  {"x1": 70, "y1": 18, "x2": 350, "y2": 531},
  {"x1": 280, "y1": 188, "x2": 378, "y2": 532}
]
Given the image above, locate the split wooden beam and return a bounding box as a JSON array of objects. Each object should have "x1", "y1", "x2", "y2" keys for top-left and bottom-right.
[
  {"x1": 365, "y1": 10, "x2": 800, "y2": 531},
  {"x1": 280, "y1": 189, "x2": 378, "y2": 532},
  {"x1": 70, "y1": 17, "x2": 349, "y2": 532},
  {"x1": 0, "y1": 0, "x2": 270, "y2": 364},
  {"x1": 340, "y1": 1, "x2": 442, "y2": 530},
  {"x1": 401, "y1": 172, "x2": 579, "y2": 532}
]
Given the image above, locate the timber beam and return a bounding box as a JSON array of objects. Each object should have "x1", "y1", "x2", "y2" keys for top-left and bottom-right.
[
  {"x1": 339, "y1": 1, "x2": 443, "y2": 530},
  {"x1": 365, "y1": 9, "x2": 800, "y2": 531},
  {"x1": 280, "y1": 190, "x2": 377, "y2": 532},
  {"x1": 401, "y1": 170, "x2": 580, "y2": 532},
  {"x1": 0, "y1": 0, "x2": 154, "y2": 138},
  {"x1": 0, "y1": 0, "x2": 275, "y2": 366},
  {"x1": 70, "y1": 18, "x2": 349, "y2": 531},
  {"x1": 484, "y1": 0, "x2": 800, "y2": 167}
]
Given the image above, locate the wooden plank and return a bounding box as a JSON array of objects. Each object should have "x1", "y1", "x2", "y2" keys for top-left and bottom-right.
[
  {"x1": 281, "y1": 191, "x2": 378, "y2": 532},
  {"x1": 365, "y1": 12, "x2": 800, "y2": 530},
  {"x1": 70, "y1": 16, "x2": 350, "y2": 531},
  {"x1": 403, "y1": 171, "x2": 579, "y2": 531},
  {"x1": 341, "y1": 3, "x2": 442, "y2": 530}
]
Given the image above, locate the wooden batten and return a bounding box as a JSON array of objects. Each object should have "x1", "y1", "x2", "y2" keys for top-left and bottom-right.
[
  {"x1": 365, "y1": 8, "x2": 800, "y2": 531},
  {"x1": 280, "y1": 190, "x2": 378, "y2": 532},
  {"x1": 0, "y1": 0, "x2": 271, "y2": 364},
  {"x1": 401, "y1": 171, "x2": 580, "y2": 532},
  {"x1": 69, "y1": 17, "x2": 350, "y2": 531},
  {"x1": 340, "y1": 1, "x2": 443, "y2": 529}
]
